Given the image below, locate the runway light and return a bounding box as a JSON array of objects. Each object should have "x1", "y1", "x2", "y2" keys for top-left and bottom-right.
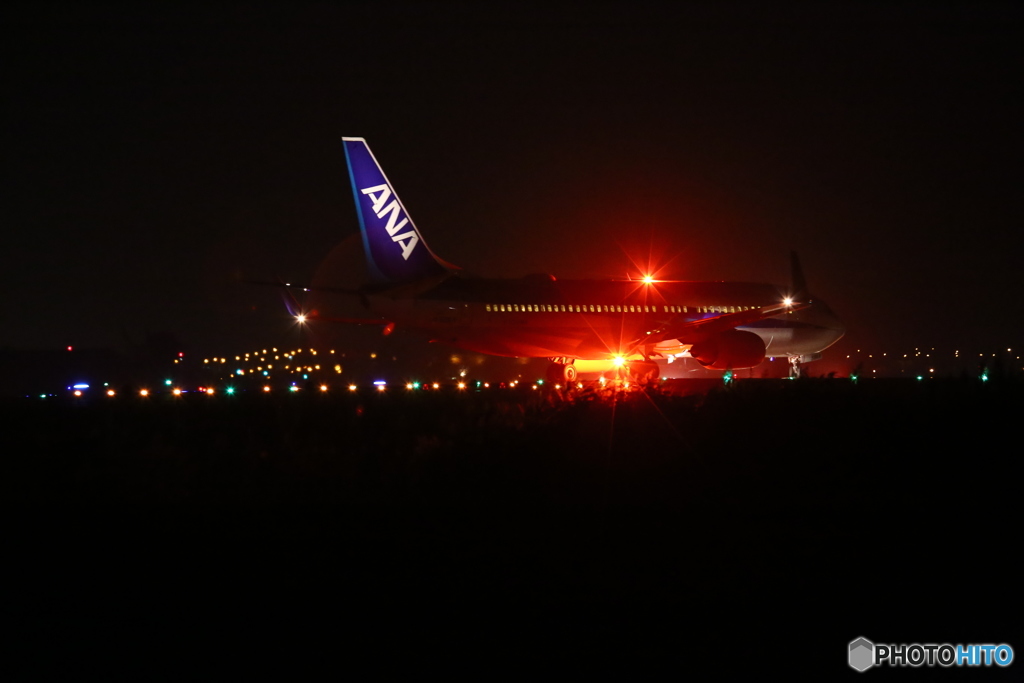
[
  {"x1": 73, "y1": 383, "x2": 89, "y2": 389},
  {"x1": 432, "y1": 383, "x2": 439, "y2": 389},
  {"x1": 206, "y1": 388, "x2": 215, "y2": 395},
  {"x1": 296, "y1": 314, "x2": 306, "y2": 323},
  {"x1": 106, "y1": 389, "x2": 115, "y2": 397},
  {"x1": 457, "y1": 382, "x2": 466, "y2": 390},
  {"x1": 320, "y1": 384, "x2": 328, "y2": 392},
  {"x1": 172, "y1": 388, "x2": 182, "y2": 396},
  {"x1": 642, "y1": 275, "x2": 654, "y2": 284},
  {"x1": 139, "y1": 389, "x2": 149, "y2": 397},
  {"x1": 783, "y1": 297, "x2": 793, "y2": 306},
  {"x1": 226, "y1": 387, "x2": 235, "y2": 395},
  {"x1": 73, "y1": 390, "x2": 82, "y2": 397},
  {"x1": 348, "y1": 384, "x2": 358, "y2": 392},
  {"x1": 613, "y1": 356, "x2": 625, "y2": 367},
  {"x1": 290, "y1": 386, "x2": 299, "y2": 392}
]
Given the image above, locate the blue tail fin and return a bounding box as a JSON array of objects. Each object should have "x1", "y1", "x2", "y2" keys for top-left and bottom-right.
[{"x1": 342, "y1": 137, "x2": 451, "y2": 284}]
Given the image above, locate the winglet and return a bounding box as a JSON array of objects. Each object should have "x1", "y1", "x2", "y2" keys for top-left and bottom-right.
[
  {"x1": 342, "y1": 137, "x2": 452, "y2": 284},
  {"x1": 790, "y1": 250, "x2": 809, "y2": 299}
]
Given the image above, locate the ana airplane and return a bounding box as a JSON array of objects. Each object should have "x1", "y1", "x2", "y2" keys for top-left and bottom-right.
[{"x1": 297, "y1": 137, "x2": 844, "y2": 382}]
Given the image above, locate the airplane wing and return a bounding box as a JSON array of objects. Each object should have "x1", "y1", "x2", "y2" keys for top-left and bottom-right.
[{"x1": 628, "y1": 300, "x2": 811, "y2": 353}]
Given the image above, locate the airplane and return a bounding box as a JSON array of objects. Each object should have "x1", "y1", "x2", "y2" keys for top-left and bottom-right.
[{"x1": 294, "y1": 137, "x2": 845, "y2": 383}]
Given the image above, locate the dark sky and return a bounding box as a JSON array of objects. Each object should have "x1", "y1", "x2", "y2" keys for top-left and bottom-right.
[{"x1": 5, "y1": 3, "x2": 1023, "y2": 357}]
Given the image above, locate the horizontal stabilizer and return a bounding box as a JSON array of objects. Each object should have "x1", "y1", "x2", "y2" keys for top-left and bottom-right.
[{"x1": 305, "y1": 311, "x2": 389, "y2": 325}]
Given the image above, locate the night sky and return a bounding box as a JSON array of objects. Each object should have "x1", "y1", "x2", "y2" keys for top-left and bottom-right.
[{"x1": 6, "y1": 3, "x2": 1023, "y2": 360}]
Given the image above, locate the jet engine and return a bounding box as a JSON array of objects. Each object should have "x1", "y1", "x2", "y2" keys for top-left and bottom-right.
[{"x1": 688, "y1": 330, "x2": 766, "y2": 370}]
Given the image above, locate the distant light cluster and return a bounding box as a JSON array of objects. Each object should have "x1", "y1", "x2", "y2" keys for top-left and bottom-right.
[
  {"x1": 202, "y1": 346, "x2": 337, "y2": 383},
  {"x1": 842, "y1": 346, "x2": 1021, "y2": 380}
]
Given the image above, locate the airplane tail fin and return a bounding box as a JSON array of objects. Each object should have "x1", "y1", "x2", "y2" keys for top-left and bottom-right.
[{"x1": 342, "y1": 137, "x2": 454, "y2": 284}]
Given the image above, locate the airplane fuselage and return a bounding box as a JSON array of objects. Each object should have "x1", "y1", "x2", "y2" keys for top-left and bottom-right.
[{"x1": 363, "y1": 276, "x2": 844, "y2": 361}]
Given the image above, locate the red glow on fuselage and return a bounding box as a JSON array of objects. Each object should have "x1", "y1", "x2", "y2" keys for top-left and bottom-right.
[{"x1": 360, "y1": 277, "x2": 809, "y2": 360}]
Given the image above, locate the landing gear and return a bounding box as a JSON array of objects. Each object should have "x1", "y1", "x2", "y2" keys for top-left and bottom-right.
[
  {"x1": 789, "y1": 355, "x2": 802, "y2": 379},
  {"x1": 627, "y1": 360, "x2": 660, "y2": 384},
  {"x1": 546, "y1": 358, "x2": 577, "y2": 385}
]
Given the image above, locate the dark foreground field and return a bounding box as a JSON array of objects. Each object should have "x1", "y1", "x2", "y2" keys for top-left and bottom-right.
[{"x1": 5, "y1": 379, "x2": 1021, "y2": 674}]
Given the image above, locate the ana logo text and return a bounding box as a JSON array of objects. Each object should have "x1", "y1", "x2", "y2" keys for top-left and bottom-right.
[{"x1": 360, "y1": 184, "x2": 419, "y2": 260}]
